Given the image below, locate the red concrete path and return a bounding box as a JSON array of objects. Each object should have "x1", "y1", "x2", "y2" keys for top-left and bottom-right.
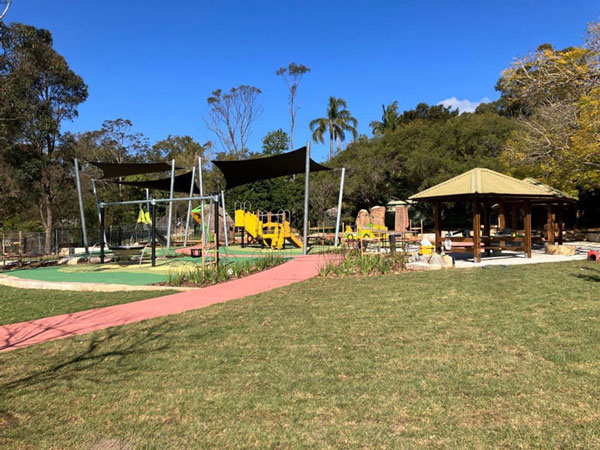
[{"x1": 0, "y1": 254, "x2": 337, "y2": 353}]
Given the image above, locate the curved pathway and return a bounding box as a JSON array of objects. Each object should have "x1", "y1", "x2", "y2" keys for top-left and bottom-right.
[{"x1": 0, "y1": 254, "x2": 338, "y2": 353}]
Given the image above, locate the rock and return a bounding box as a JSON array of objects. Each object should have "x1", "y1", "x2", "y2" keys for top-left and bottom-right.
[
  {"x1": 407, "y1": 261, "x2": 442, "y2": 271},
  {"x1": 369, "y1": 206, "x2": 386, "y2": 226},
  {"x1": 545, "y1": 244, "x2": 576, "y2": 256},
  {"x1": 356, "y1": 209, "x2": 370, "y2": 228},
  {"x1": 394, "y1": 205, "x2": 409, "y2": 232},
  {"x1": 89, "y1": 255, "x2": 114, "y2": 264},
  {"x1": 427, "y1": 254, "x2": 454, "y2": 268}
]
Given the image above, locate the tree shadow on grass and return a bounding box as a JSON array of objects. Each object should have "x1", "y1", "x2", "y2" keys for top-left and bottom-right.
[
  {"x1": 0, "y1": 319, "x2": 173, "y2": 396},
  {"x1": 573, "y1": 265, "x2": 600, "y2": 282}
]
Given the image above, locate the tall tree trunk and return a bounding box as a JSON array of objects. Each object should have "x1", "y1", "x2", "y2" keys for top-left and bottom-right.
[
  {"x1": 329, "y1": 129, "x2": 334, "y2": 160},
  {"x1": 337, "y1": 136, "x2": 342, "y2": 154},
  {"x1": 44, "y1": 195, "x2": 53, "y2": 254},
  {"x1": 290, "y1": 107, "x2": 295, "y2": 151}
]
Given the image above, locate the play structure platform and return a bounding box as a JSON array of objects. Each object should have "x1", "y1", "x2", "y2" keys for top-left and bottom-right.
[{"x1": 234, "y1": 207, "x2": 303, "y2": 250}]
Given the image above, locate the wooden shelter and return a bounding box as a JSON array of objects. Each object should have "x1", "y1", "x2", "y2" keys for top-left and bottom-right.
[{"x1": 409, "y1": 168, "x2": 577, "y2": 262}]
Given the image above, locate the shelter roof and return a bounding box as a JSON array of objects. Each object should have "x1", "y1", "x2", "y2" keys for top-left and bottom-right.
[{"x1": 409, "y1": 168, "x2": 556, "y2": 201}]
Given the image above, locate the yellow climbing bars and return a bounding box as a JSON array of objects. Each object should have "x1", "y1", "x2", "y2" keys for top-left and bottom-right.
[{"x1": 234, "y1": 209, "x2": 302, "y2": 250}]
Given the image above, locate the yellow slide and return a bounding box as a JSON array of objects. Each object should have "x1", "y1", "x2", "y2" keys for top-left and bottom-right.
[{"x1": 234, "y1": 209, "x2": 302, "y2": 249}]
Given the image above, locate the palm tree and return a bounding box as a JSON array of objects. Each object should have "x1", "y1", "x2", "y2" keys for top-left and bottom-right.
[
  {"x1": 310, "y1": 97, "x2": 358, "y2": 159},
  {"x1": 369, "y1": 101, "x2": 400, "y2": 136}
]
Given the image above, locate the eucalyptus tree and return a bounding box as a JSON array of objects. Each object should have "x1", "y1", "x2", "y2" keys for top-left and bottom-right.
[
  {"x1": 276, "y1": 62, "x2": 311, "y2": 150},
  {"x1": 309, "y1": 96, "x2": 358, "y2": 159},
  {"x1": 0, "y1": 22, "x2": 87, "y2": 252},
  {"x1": 204, "y1": 85, "x2": 263, "y2": 158}
]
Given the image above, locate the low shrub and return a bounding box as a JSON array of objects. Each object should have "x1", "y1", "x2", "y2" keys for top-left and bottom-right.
[
  {"x1": 319, "y1": 249, "x2": 408, "y2": 278},
  {"x1": 166, "y1": 255, "x2": 286, "y2": 287}
]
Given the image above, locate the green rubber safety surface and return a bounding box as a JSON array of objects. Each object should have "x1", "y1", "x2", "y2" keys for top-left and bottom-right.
[{"x1": 5, "y1": 255, "x2": 292, "y2": 286}]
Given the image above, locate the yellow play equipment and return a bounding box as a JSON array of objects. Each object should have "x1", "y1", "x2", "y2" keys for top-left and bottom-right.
[
  {"x1": 344, "y1": 223, "x2": 389, "y2": 241},
  {"x1": 234, "y1": 204, "x2": 303, "y2": 250}
]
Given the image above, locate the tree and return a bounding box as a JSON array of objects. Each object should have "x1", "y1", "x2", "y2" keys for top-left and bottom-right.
[
  {"x1": 370, "y1": 101, "x2": 400, "y2": 136},
  {"x1": 148, "y1": 135, "x2": 211, "y2": 167},
  {"x1": 204, "y1": 85, "x2": 263, "y2": 158},
  {"x1": 96, "y1": 119, "x2": 148, "y2": 165},
  {"x1": 329, "y1": 105, "x2": 515, "y2": 223},
  {"x1": 276, "y1": 62, "x2": 311, "y2": 150},
  {"x1": 261, "y1": 129, "x2": 288, "y2": 156},
  {"x1": 310, "y1": 96, "x2": 358, "y2": 159},
  {"x1": 78, "y1": 119, "x2": 148, "y2": 200},
  {"x1": 497, "y1": 22, "x2": 600, "y2": 192},
  {"x1": 0, "y1": 23, "x2": 87, "y2": 252}
]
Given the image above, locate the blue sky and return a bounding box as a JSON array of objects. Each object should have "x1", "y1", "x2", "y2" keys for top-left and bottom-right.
[{"x1": 6, "y1": 0, "x2": 600, "y2": 162}]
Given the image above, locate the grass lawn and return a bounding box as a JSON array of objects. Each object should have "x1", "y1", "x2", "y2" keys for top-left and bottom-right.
[
  {"x1": 0, "y1": 287, "x2": 175, "y2": 325},
  {"x1": 1, "y1": 261, "x2": 600, "y2": 448}
]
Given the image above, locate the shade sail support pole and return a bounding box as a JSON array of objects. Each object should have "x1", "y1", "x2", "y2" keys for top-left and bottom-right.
[
  {"x1": 302, "y1": 142, "x2": 311, "y2": 254},
  {"x1": 221, "y1": 190, "x2": 228, "y2": 247},
  {"x1": 166, "y1": 159, "x2": 175, "y2": 252},
  {"x1": 198, "y1": 157, "x2": 206, "y2": 248},
  {"x1": 74, "y1": 159, "x2": 89, "y2": 253},
  {"x1": 184, "y1": 166, "x2": 196, "y2": 247},
  {"x1": 91, "y1": 179, "x2": 107, "y2": 245},
  {"x1": 334, "y1": 167, "x2": 345, "y2": 246}
]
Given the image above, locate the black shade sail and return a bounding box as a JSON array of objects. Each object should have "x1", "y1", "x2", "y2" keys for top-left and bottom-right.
[
  {"x1": 89, "y1": 162, "x2": 179, "y2": 179},
  {"x1": 111, "y1": 171, "x2": 200, "y2": 194},
  {"x1": 213, "y1": 146, "x2": 332, "y2": 189}
]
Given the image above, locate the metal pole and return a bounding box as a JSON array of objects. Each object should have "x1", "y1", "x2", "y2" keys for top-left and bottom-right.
[
  {"x1": 334, "y1": 167, "x2": 346, "y2": 246},
  {"x1": 166, "y1": 158, "x2": 175, "y2": 252},
  {"x1": 184, "y1": 166, "x2": 196, "y2": 247},
  {"x1": 92, "y1": 179, "x2": 101, "y2": 224},
  {"x1": 221, "y1": 190, "x2": 229, "y2": 247},
  {"x1": 145, "y1": 188, "x2": 151, "y2": 243},
  {"x1": 92, "y1": 178, "x2": 108, "y2": 245},
  {"x1": 151, "y1": 199, "x2": 156, "y2": 267},
  {"x1": 215, "y1": 197, "x2": 220, "y2": 264},
  {"x1": 74, "y1": 159, "x2": 89, "y2": 253},
  {"x1": 198, "y1": 157, "x2": 206, "y2": 247},
  {"x1": 99, "y1": 206, "x2": 105, "y2": 264},
  {"x1": 302, "y1": 141, "x2": 311, "y2": 254}
]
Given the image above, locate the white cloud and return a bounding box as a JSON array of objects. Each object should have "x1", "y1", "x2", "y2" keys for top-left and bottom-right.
[{"x1": 437, "y1": 97, "x2": 491, "y2": 114}]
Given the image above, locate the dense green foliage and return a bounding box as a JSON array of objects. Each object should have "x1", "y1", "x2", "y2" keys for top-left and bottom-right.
[{"x1": 328, "y1": 104, "x2": 516, "y2": 221}]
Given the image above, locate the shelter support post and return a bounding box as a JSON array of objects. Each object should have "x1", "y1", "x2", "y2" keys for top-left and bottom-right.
[
  {"x1": 483, "y1": 201, "x2": 491, "y2": 256},
  {"x1": 74, "y1": 159, "x2": 89, "y2": 253},
  {"x1": 511, "y1": 204, "x2": 519, "y2": 230},
  {"x1": 472, "y1": 198, "x2": 481, "y2": 263},
  {"x1": 524, "y1": 200, "x2": 532, "y2": 258},
  {"x1": 151, "y1": 200, "x2": 156, "y2": 267},
  {"x1": 302, "y1": 141, "x2": 311, "y2": 254},
  {"x1": 433, "y1": 200, "x2": 442, "y2": 254},
  {"x1": 183, "y1": 166, "x2": 196, "y2": 247},
  {"x1": 546, "y1": 203, "x2": 555, "y2": 244},
  {"x1": 334, "y1": 167, "x2": 345, "y2": 246},
  {"x1": 99, "y1": 206, "x2": 105, "y2": 264},
  {"x1": 557, "y1": 203, "x2": 564, "y2": 245},
  {"x1": 498, "y1": 201, "x2": 506, "y2": 229},
  {"x1": 166, "y1": 159, "x2": 175, "y2": 252}
]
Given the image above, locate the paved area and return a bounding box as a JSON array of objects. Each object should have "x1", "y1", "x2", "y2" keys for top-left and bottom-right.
[
  {"x1": 452, "y1": 241, "x2": 600, "y2": 268},
  {"x1": 0, "y1": 254, "x2": 338, "y2": 353}
]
